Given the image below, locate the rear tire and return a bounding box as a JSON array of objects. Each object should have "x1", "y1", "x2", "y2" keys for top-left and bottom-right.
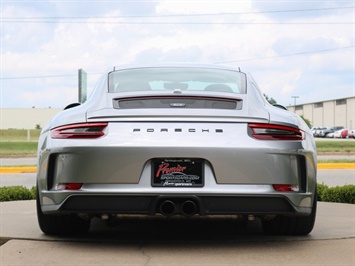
[
  {"x1": 36, "y1": 190, "x2": 91, "y2": 235},
  {"x1": 262, "y1": 195, "x2": 317, "y2": 236}
]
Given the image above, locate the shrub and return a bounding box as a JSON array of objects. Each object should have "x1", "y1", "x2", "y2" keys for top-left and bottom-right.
[
  {"x1": 320, "y1": 185, "x2": 355, "y2": 204},
  {"x1": 316, "y1": 183, "x2": 328, "y2": 201},
  {"x1": 0, "y1": 186, "x2": 36, "y2": 202},
  {"x1": 316, "y1": 184, "x2": 355, "y2": 204},
  {"x1": 30, "y1": 186, "x2": 37, "y2": 199}
]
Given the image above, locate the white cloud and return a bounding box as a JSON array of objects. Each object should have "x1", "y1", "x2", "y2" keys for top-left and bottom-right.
[
  {"x1": 156, "y1": 0, "x2": 252, "y2": 14},
  {"x1": 280, "y1": 69, "x2": 303, "y2": 94},
  {"x1": 0, "y1": 0, "x2": 353, "y2": 108}
]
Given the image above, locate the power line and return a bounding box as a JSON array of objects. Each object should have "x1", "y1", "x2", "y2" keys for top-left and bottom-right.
[
  {"x1": 215, "y1": 46, "x2": 355, "y2": 64},
  {"x1": 0, "y1": 73, "x2": 102, "y2": 80},
  {"x1": 1, "y1": 6, "x2": 353, "y2": 25},
  {"x1": 1, "y1": 6, "x2": 353, "y2": 20},
  {"x1": 0, "y1": 74, "x2": 77, "y2": 80},
  {"x1": 1, "y1": 46, "x2": 353, "y2": 80},
  {"x1": 1, "y1": 21, "x2": 352, "y2": 24}
]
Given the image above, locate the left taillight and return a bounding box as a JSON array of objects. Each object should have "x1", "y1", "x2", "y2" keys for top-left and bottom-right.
[
  {"x1": 248, "y1": 123, "x2": 304, "y2": 141},
  {"x1": 51, "y1": 122, "x2": 108, "y2": 139}
]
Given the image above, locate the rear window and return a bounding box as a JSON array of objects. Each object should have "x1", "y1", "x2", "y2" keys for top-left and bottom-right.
[{"x1": 108, "y1": 67, "x2": 247, "y2": 94}]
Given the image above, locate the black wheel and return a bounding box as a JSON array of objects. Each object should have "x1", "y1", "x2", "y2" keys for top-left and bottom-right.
[
  {"x1": 36, "y1": 189, "x2": 91, "y2": 235},
  {"x1": 262, "y1": 195, "x2": 317, "y2": 236}
]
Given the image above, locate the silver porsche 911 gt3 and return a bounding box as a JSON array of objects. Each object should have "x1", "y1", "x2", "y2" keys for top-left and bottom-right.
[{"x1": 36, "y1": 64, "x2": 317, "y2": 236}]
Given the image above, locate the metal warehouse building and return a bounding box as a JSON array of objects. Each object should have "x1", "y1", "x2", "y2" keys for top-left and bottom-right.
[
  {"x1": 0, "y1": 108, "x2": 61, "y2": 130},
  {"x1": 287, "y1": 96, "x2": 355, "y2": 129}
]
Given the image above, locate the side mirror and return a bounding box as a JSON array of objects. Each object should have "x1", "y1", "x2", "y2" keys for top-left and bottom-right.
[
  {"x1": 64, "y1": 103, "x2": 81, "y2": 110},
  {"x1": 272, "y1": 104, "x2": 288, "y2": 111}
]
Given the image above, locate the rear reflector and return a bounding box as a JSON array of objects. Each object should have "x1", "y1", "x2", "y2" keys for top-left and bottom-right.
[
  {"x1": 273, "y1": 184, "x2": 299, "y2": 192},
  {"x1": 248, "y1": 123, "x2": 304, "y2": 140},
  {"x1": 51, "y1": 122, "x2": 108, "y2": 139},
  {"x1": 57, "y1": 183, "x2": 83, "y2": 190}
]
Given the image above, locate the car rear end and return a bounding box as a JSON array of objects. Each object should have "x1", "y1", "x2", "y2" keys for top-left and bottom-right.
[{"x1": 36, "y1": 65, "x2": 317, "y2": 235}]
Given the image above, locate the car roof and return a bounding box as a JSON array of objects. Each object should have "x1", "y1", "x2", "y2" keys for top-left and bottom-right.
[{"x1": 109, "y1": 63, "x2": 244, "y2": 73}]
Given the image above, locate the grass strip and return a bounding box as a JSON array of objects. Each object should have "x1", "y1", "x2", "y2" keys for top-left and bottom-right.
[
  {"x1": 316, "y1": 140, "x2": 355, "y2": 153},
  {"x1": 0, "y1": 129, "x2": 40, "y2": 141},
  {"x1": 0, "y1": 142, "x2": 38, "y2": 155}
]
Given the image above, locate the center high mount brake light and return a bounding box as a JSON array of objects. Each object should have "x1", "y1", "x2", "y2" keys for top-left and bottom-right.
[{"x1": 51, "y1": 123, "x2": 108, "y2": 139}]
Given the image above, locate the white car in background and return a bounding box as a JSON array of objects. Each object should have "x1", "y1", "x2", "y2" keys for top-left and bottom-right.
[
  {"x1": 327, "y1": 129, "x2": 349, "y2": 138},
  {"x1": 314, "y1": 127, "x2": 327, "y2": 137}
]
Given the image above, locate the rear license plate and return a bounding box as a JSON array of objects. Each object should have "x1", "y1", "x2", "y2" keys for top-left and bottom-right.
[{"x1": 152, "y1": 158, "x2": 204, "y2": 187}]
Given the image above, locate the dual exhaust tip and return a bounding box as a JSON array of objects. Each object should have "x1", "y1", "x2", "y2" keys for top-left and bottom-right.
[{"x1": 159, "y1": 200, "x2": 198, "y2": 217}]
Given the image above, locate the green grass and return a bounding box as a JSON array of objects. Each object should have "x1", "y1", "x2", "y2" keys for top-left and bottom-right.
[
  {"x1": 0, "y1": 130, "x2": 40, "y2": 156},
  {"x1": 316, "y1": 141, "x2": 355, "y2": 153},
  {"x1": 0, "y1": 142, "x2": 38, "y2": 155},
  {"x1": 0, "y1": 129, "x2": 40, "y2": 141},
  {"x1": 318, "y1": 159, "x2": 355, "y2": 163}
]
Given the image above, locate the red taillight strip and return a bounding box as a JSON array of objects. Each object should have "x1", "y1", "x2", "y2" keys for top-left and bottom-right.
[
  {"x1": 51, "y1": 122, "x2": 108, "y2": 139},
  {"x1": 248, "y1": 123, "x2": 304, "y2": 141},
  {"x1": 114, "y1": 95, "x2": 242, "y2": 102}
]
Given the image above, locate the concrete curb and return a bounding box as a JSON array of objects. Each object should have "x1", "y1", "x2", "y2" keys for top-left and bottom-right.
[
  {"x1": 0, "y1": 163, "x2": 354, "y2": 174},
  {"x1": 317, "y1": 163, "x2": 355, "y2": 169},
  {"x1": 0, "y1": 167, "x2": 37, "y2": 174}
]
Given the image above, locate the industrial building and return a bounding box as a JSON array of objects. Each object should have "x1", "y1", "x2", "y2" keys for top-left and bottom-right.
[
  {"x1": 287, "y1": 96, "x2": 355, "y2": 129},
  {"x1": 0, "y1": 108, "x2": 61, "y2": 130}
]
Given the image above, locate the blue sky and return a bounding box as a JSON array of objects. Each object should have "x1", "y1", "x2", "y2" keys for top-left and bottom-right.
[{"x1": 0, "y1": 0, "x2": 354, "y2": 108}]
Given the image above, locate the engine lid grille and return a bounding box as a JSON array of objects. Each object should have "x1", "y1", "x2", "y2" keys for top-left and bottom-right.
[{"x1": 113, "y1": 96, "x2": 242, "y2": 110}]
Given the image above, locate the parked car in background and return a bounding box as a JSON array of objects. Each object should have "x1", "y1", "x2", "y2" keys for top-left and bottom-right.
[
  {"x1": 348, "y1": 129, "x2": 355, "y2": 139},
  {"x1": 36, "y1": 63, "x2": 317, "y2": 236},
  {"x1": 311, "y1": 127, "x2": 320, "y2": 136},
  {"x1": 340, "y1": 129, "x2": 349, "y2": 138},
  {"x1": 319, "y1": 126, "x2": 345, "y2": 138},
  {"x1": 326, "y1": 129, "x2": 348, "y2": 138},
  {"x1": 314, "y1": 127, "x2": 327, "y2": 137},
  {"x1": 325, "y1": 130, "x2": 336, "y2": 138}
]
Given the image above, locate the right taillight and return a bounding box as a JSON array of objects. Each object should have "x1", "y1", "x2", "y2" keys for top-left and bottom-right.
[
  {"x1": 51, "y1": 122, "x2": 108, "y2": 139},
  {"x1": 248, "y1": 123, "x2": 304, "y2": 140}
]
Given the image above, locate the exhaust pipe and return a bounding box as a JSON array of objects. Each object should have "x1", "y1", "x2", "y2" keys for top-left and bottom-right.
[
  {"x1": 181, "y1": 200, "x2": 197, "y2": 217},
  {"x1": 160, "y1": 200, "x2": 176, "y2": 217}
]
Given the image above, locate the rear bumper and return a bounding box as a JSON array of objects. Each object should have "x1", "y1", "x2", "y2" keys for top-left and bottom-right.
[{"x1": 41, "y1": 193, "x2": 313, "y2": 216}]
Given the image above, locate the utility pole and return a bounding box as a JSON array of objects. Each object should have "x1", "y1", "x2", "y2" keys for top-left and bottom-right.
[
  {"x1": 291, "y1": 96, "x2": 299, "y2": 106},
  {"x1": 78, "y1": 69, "x2": 87, "y2": 103}
]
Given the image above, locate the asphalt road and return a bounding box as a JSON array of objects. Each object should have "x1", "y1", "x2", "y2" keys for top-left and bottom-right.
[
  {"x1": 0, "y1": 157, "x2": 37, "y2": 166},
  {"x1": 0, "y1": 173, "x2": 36, "y2": 188}
]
